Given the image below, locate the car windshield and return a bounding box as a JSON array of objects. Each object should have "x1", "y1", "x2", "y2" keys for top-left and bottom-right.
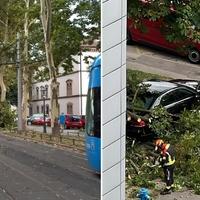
[
  {"x1": 133, "y1": 84, "x2": 161, "y2": 110},
  {"x1": 133, "y1": 81, "x2": 177, "y2": 110},
  {"x1": 72, "y1": 115, "x2": 81, "y2": 120}
]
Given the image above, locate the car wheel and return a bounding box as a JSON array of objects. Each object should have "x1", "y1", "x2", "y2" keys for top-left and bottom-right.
[{"x1": 188, "y1": 49, "x2": 200, "y2": 64}]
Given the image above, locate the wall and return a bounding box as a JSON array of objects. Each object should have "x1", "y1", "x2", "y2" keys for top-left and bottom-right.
[
  {"x1": 30, "y1": 51, "x2": 100, "y2": 116},
  {"x1": 101, "y1": 0, "x2": 127, "y2": 199},
  {"x1": 58, "y1": 73, "x2": 80, "y2": 97}
]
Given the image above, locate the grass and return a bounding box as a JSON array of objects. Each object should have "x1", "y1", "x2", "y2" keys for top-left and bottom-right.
[{"x1": 127, "y1": 69, "x2": 170, "y2": 81}]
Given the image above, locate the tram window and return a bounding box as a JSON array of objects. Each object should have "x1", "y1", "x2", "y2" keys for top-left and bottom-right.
[
  {"x1": 86, "y1": 87, "x2": 101, "y2": 138},
  {"x1": 93, "y1": 88, "x2": 100, "y2": 138}
]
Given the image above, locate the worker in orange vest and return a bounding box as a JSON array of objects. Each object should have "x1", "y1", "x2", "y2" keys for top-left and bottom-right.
[{"x1": 154, "y1": 139, "x2": 175, "y2": 195}]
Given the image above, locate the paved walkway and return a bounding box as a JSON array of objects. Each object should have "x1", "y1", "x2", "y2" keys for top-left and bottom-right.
[{"x1": 27, "y1": 125, "x2": 85, "y2": 137}]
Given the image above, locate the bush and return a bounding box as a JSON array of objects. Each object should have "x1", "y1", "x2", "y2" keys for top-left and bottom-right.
[
  {"x1": 0, "y1": 102, "x2": 16, "y2": 130},
  {"x1": 175, "y1": 132, "x2": 200, "y2": 194},
  {"x1": 148, "y1": 106, "x2": 174, "y2": 139},
  {"x1": 177, "y1": 108, "x2": 200, "y2": 134}
]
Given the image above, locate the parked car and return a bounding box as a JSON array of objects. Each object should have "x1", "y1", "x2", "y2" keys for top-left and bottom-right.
[
  {"x1": 127, "y1": 17, "x2": 200, "y2": 63},
  {"x1": 65, "y1": 115, "x2": 85, "y2": 129},
  {"x1": 32, "y1": 116, "x2": 51, "y2": 126},
  {"x1": 27, "y1": 114, "x2": 50, "y2": 126},
  {"x1": 27, "y1": 114, "x2": 43, "y2": 125},
  {"x1": 127, "y1": 80, "x2": 200, "y2": 138}
]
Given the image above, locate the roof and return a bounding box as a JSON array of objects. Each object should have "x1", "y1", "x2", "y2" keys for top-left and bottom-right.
[
  {"x1": 142, "y1": 80, "x2": 179, "y2": 93},
  {"x1": 91, "y1": 55, "x2": 101, "y2": 70}
]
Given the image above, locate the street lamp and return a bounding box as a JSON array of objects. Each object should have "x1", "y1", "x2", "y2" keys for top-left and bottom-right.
[{"x1": 40, "y1": 86, "x2": 47, "y2": 133}]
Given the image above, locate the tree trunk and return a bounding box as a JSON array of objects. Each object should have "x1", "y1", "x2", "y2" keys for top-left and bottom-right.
[
  {"x1": 0, "y1": 4, "x2": 9, "y2": 103},
  {"x1": 21, "y1": 0, "x2": 30, "y2": 130},
  {"x1": 40, "y1": 0, "x2": 60, "y2": 135},
  {"x1": 0, "y1": 72, "x2": 6, "y2": 102}
]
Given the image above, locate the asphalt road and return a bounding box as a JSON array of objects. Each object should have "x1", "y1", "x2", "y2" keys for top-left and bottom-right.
[
  {"x1": 0, "y1": 134, "x2": 100, "y2": 200},
  {"x1": 127, "y1": 44, "x2": 200, "y2": 80}
]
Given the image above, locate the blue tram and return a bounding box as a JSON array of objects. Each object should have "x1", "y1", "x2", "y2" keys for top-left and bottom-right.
[{"x1": 85, "y1": 55, "x2": 101, "y2": 173}]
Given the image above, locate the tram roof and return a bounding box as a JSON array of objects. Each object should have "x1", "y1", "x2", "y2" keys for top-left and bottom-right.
[{"x1": 91, "y1": 55, "x2": 101, "y2": 69}]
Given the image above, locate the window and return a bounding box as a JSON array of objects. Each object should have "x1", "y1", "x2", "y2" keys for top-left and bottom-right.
[
  {"x1": 45, "y1": 85, "x2": 48, "y2": 98},
  {"x1": 29, "y1": 88, "x2": 33, "y2": 100},
  {"x1": 66, "y1": 80, "x2": 73, "y2": 96},
  {"x1": 36, "y1": 105, "x2": 39, "y2": 113},
  {"x1": 174, "y1": 89, "x2": 194, "y2": 100},
  {"x1": 134, "y1": 90, "x2": 160, "y2": 110},
  {"x1": 57, "y1": 85, "x2": 59, "y2": 97},
  {"x1": 86, "y1": 87, "x2": 100, "y2": 138},
  {"x1": 29, "y1": 106, "x2": 33, "y2": 116},
  {"x1": 36, "y1": 87, "x2": 39, "y2": 99},
  {"x1": 161, "y1": 91, "x2": 177, "y2": 106},
  {"x1": 161, "y1": 88, "x2": 194, "y2": 106},
  {"x1": 71, "y1": 115, "x2": 81, "y2": 122},
  {"x1": 67, "y1": 103, "x2": 73, "y2": 114},
  {"x1": 58, "y1": 104, "x2": 60, "y2": 114},
  {"x1": 40, "y1": 86, "x2": 44, "y2": 98},
  {"x1": 46, "y1": 104, "x2": 49, "y2": 115},
  {"x1": 41, "y1": 105, "x2": 44, "y2": 113}
]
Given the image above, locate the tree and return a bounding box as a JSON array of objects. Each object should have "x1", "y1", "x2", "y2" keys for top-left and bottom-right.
[
  {"x1": 40, "y1": 0, "x2": 59, "y2": 133},
  {"x1": 0, "y1": 1, "x2": 10, "y2": 102},
  {"x1": 21, "y1": 0, "x2": 41, "y2": 130},
  {"x1": 127, "y1": 0, "x2": 200, "y2": 42}
]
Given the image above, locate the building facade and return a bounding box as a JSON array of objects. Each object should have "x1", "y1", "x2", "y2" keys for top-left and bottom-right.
[{"x1": 29, "y1": 50, "x2": 99, "y2": 117}]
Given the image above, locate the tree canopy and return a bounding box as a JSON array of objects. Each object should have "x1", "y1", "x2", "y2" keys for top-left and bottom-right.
[
  {"x1": 0, "y1": 0, "x2": 100, "y2": 96},
  {"x1": 0, "y1": 0, "x2": 100, "y2": 72}
]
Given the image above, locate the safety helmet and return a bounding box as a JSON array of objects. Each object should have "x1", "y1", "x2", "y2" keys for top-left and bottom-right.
[{"x1": 155, "y1": 139, "x2": 164, "y2": 151}]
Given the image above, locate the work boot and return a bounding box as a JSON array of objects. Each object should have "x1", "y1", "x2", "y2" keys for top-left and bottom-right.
[{"x1": 160, "y1": 188, "x2": 171, "y2": 195}]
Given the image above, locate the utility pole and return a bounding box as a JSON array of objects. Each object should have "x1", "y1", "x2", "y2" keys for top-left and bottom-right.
[
  {"x1": 41, "y1": 87, "x2": 47, "y2": 133},
  {"x1": 16, "y1": 32, "x2": 22, "y2": 131},
  {"x1": 79, "y1": 49, "x2": 82, "y2": 117}
]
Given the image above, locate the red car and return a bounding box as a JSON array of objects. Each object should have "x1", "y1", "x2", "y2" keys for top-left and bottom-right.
[
  {"x1": 31, "y1": 116, "x2": 51, "y2": 126},
  {"x1": 127, "y1": 17, "x2": 200, "y2": 63},
  {"x1": 65, "y1": 115, "x2": 85, "y2": 129}
]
